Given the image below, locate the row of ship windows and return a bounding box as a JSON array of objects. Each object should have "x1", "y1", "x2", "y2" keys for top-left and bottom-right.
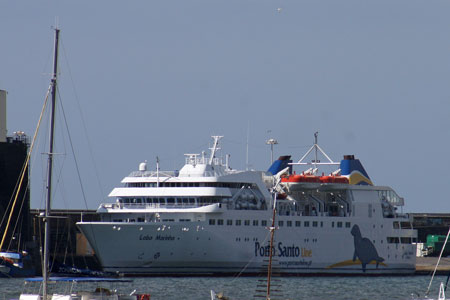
[
  {"x1": 232, "y1": 237, "x2": 416, "y2": 244},
  {"x1": 208, "y1": 219, "x2": 352, "y2": 228},
  {"x1": 387, "y1": 237, "x2": 416, "y2": 244},
  {"x1": 393, "y1": 221, "x2": 413, "y2": 229},
  {"x1": 126, "y1": 182, "x2": 255, "y2": 188},
  {"x1": 119, "y1": 197, "x2": 220, "y2": 205}
]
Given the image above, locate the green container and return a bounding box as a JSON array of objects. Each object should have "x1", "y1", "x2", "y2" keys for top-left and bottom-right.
[{"x1": 426, "y1": 235, "x2": 450, "y2": 256}]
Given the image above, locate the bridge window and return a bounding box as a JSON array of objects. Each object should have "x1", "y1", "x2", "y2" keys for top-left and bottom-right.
[{"x1": 400, "y1": 222, "x2": 412, "y2": 229}]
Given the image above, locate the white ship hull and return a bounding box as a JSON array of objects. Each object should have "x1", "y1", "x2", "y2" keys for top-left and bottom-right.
[{"x1": 79, "y1": 213, "x2": 416, "y2": 275}]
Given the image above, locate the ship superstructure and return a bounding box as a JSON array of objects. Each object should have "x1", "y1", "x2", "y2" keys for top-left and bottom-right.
[{"x1": 77, "y1": 135, "x2": 416, "y2": 275}]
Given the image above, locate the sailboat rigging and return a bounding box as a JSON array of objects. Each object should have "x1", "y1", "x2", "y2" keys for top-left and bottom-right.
[
  {"x1": 40, "y1": 25, "x2": 60, "y2": 300},
  {"x1": 19, "y1": 26, "x2": 150, "y2": 300},
  {"x1": 211, "y1": 187, "x2": 284, "y2": 300}
]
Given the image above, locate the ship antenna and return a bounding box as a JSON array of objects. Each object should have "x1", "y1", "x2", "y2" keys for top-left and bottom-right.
[
  {"x1": 156, "y1": 156, "x2": 160, "y2": 188},
  {"x1": 246, "y1": 121, "x2": 250, "y2": 170},
  {"x1": 209, "y1": 136, "x2": 223, "y2": 165},
  {"x1": 266, "y1": 137, "x2": 278, "y2": 164},
  {"x1": 314, "y1": 131, "x2": 318, "y2": 170},
  {"x1": 290, "y1": 132, "x2": 338, "y2": 168}
]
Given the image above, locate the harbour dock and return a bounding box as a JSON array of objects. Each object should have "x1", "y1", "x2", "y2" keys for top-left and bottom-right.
[{"x1": 416, "y1": 257, "x2": 450, "y2": 275}]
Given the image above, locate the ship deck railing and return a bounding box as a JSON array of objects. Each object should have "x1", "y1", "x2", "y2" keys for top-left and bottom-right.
[
  {"x1": 101, "y1": 202, "x2": 206, "y2": 210},
  {"x1": 128, "y1": 170, "x2": 179, "y2": 178}
]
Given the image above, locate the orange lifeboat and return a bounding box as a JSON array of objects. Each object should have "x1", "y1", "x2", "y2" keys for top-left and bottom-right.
[
  {"x1": 303, "y1": 175, "x2": 321, "y2": 183},
  {"x1": 281, "y1": 174, "x2": 304, "y2": 182},
  {"x1": 319, "y1": 175, "x2": 334, "y2": 183},
  {"x1": 319, "y1": 175, "x2": 349, "y2": 184},
  {"x1": 281, "y1": 174, "x2": 321, "y2": 183},
  {"x1": 332, "y1": 176, "x2": 349, "y2": 184}
]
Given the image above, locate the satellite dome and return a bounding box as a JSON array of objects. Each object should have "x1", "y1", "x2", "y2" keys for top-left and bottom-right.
[{"x1": 139, "y1": 161, "x2": 147, "y2": 171}]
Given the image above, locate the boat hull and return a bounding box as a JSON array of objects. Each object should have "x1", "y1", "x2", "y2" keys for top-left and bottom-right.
[{"x1": 77, "y1": 215, "x2": 416, "y2": 275}]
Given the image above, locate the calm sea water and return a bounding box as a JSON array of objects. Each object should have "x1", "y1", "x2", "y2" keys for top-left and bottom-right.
[{"x1": 0, "y1": 275, "x2": 446, "y2": 300}]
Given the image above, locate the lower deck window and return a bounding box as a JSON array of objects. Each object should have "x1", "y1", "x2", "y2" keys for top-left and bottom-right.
[
  {"x1": 387, "y1": 237, "x2": 400, "y2": 244},
  {"x1": 401, "y1": 237, "x2": 412, "y2": 244}
]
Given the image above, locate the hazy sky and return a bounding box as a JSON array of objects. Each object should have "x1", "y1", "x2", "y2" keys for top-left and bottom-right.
[{"x1": 1, "y1": 0, "x2": 449, "y2": 212}]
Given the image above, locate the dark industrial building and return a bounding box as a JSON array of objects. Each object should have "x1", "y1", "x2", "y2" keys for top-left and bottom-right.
[
  {"x1": 0, "y1": 89, "x2": 33, "y2": 254},
  {"x1": 29, "y1": 209, "x2": 101, "y2": 271}
]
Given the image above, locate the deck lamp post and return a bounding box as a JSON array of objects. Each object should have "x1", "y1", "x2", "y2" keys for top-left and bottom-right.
[{"x1": 266, "y1": 138, "x2": 278, "y2": 164}]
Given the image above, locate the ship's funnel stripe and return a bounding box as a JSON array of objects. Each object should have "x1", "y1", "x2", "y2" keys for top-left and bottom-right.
[
  {"x1": 346, "y1": 171, "x2": 373, "y2": 186},
  {"x1": 326, "y1": 259, "x2": 387, "y2": 269},
  {"x1": 267, "y1": 156, "x2": 292, "y2": 175},
  {"x1": 340, "y1": 159, "x2": 370, "y2": 178},
  {"x1": 340, "y1": 157, "x2": 372, "y2": 185}
]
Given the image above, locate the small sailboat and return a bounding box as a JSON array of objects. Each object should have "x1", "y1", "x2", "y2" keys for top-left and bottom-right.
[
  {"x1": 19, "y1": 27, "x2": 150, "y2": 300},
  {"x1": 0, "y1": 251, "x2": 34, "y2": 278}
]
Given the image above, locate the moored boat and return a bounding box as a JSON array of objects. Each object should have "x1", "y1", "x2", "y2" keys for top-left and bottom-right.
[
  {"x1": 0, "y1": 252, "x2": 34, "y2": 278},
  {"x1": 77, "y1": 134, "x2": 417, "y2": 275}
]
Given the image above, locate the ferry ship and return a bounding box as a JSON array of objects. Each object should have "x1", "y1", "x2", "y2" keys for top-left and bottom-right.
[{"x1": 77, "y1": 135, "x2": 417, "y2": 275}]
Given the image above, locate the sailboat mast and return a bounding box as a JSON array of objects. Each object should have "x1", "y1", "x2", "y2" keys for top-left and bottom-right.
[
  {"x1": 43, "y1": 27, "x2": 60, "y2": 300},
  {"x1": 266, "y1": 193, "x2": 277, "y2": 300}
]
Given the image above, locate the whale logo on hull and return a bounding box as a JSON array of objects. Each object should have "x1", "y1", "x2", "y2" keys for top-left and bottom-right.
[
  {"x1": 326, "y1": 224, "x2": 386, "y2": 272},
  {"x1": 351, "y1": 224, "x2": 384, "y2": 272}
]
